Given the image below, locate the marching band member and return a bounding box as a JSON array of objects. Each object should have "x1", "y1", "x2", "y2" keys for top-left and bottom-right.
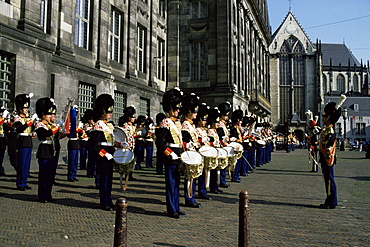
[
  {"x1": 134, "y1": 115, "x2": 147, "y2": 170},
  {"x1": 318, "y1": 95, "x2": 346, "y2": 209},
  {"x1": 255, "y1": 122, "x2": 265, "y2": 167},
  {"x1": 230, "y1": 109, "x2": 244, "y2": 183},
  {"x1": 217, "y1": 102, "x2": 232, "y2": 188},
  {"x1": 144, "y1": 117, "x2": 155, "y2": 168},
  {"x1": 67, "y1": 105, "x2": 80, "y2": 182},
  {"x1": 118, "y1": 106, "x2": 136, "y2": 181},
  {"x1": 0, "y1": 107, "x2": 9, "y2": 176},
  {"x1": 78, "y1": 115, "x2": 89, "y2": 171},
  {"x1": 88, "y1": 94, "x2": 116, "y2": 211},
  {"x1": 207, "y1": 108, "x2": 223, "y2": 194},
  {"x1": 181, "y1": 93, "x2": 201, "y2": 208},
  {"x1": 14, "y1": 93, "x2": 37, "y2": 191},
  {"x1": 34, "y1": 97, "x2": 59, "y2": 202},
  {"x1": 154, "y1": 113, "x2": 166, "y2": 175},
  {"x1": 4, "y1": 111, "x2": 18, "y2": 173},
  {"x1": 194, "y1": 103, "x2": 212, "y2": 200},
  {"x1": 50, "y1": 108, "x2": 64, "y2": 186},
  {"x1": 81, "y1": 109, "x2": 96, "y2": 179},
  {"x1": 306, "y1": 110, "x2": 320, "y2": 172},
  {"x1": 155, "y1": 88, "x2": 185, "y2": 218}
]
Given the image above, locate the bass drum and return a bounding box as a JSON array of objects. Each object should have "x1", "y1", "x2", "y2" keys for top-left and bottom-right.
[
  {"x1": 113, "y1": 127, "x2": 127, "y2": 144},
  {"x1": 113, "y1": 148, "x2": 135, "y2": 175},
  {"x1": 180, "y1": 151, "x2": 204, "y2": 180}
]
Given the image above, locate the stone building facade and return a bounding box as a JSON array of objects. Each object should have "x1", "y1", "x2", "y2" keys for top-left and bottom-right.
[
  {"x1": 0, "y1": 0, "x2": 167, "y2": 123},
  {"x1": 167, "y1": 0, "x2": 272, "y2": 118}
]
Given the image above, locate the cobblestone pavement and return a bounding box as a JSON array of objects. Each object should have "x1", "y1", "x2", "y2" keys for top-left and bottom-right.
[{"x1": 0, "y1": 149, "x2": 369, "y2": 247}]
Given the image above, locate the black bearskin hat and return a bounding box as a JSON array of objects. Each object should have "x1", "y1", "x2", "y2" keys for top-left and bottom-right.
[
  {"x1": 120, "y1": 106, "x2": 136, "y2": 124},
  {"x1": 218, "y1": 102, "x2": 231, "y2": 116},
  {"x1": 162, "y1": 88, "x2": 183, "y2": 113},
  {"x1": 194, "y1": 103, "x2": 209, "y2": 126},
  {"x1": 181, "y1": 93, "x2": 199, "y2": 115},
  {"x1": 207, "y1": 107, "x2": 220, "y2": 126},
  {"x1": 323, "y1": 95, "x2": 347, "y2": 124},
  {"x1": 94, "y1": 94, "x2": 114, "y2": 115},
  {"x1": 15, "y1": 93, "x2": 33, "y2": 111},
  {"x1": 36, "y1": 97, "x2": 57, "y2": 118},
  {"x1": 81, "y1": 109, "x2": 94, "y2": 124},
  {"x1": 156, "y1": 112, "x2": 166, "y2": 126},
  {"x1": 145, "y1": 117, "x2": 154, "y2": 128},
  {"x1": 136, "y1": 115, "x2": 147, "y2": 126},
  {"x1": 231, "y1": 109, "x2": 243, "y2": 124}
]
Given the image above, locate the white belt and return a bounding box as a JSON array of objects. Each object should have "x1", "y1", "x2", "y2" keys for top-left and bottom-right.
[
  {"x1": 99, "y1": 142, "x2": 114, "y2": 146},
  {"x1": 41, "y1": 140, "x2": 53, "y2": 144},
  {"x1": 69, "y1": 138, "x2": 79, "y2": 140},
  {"x1": 137, "y1": 138, "x2": 144, "y2": 141},
  {"x1": 166, "y1": 143, "x2": 182, "y2": 148},
  {"x1": 80, "y1": 138, "x2": 88, "y2": 141},
  {"x1": 145, "y1": 139, "x2": 153, "y2": 142},
  {"x1": 19, "y1": 133, "x2": 32, "y2": 136}
]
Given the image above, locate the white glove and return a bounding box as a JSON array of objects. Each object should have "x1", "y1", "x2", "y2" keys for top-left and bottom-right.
[
  {"x1": 186, "y1": 142, "x2": 194, "y2": 149},
  {"x1": 137, "y1": 131, "x2": 142, "y2": 136},
  {"x1": 169, "y1": 152, "x2": 179, "y2": 160},
  {"x1": 78, "y1": 121, "x2": 83, "y2": 128},
  {"x1": 222, "y1": 136, "x2": 229, "y2": 143},
  {"x1": 202, "y1": 137, "x2": 210, "y2": 143},
  {"x1": 121, "y1": 141, "x2": 128, "y2": 148},
  {"x1": 105, "y1": 153, "x2": 113, "y2": 160},
  {"x1": 2, "y1": 110, "x2": 9, "y2": 118},
  {"x1": 230, "y1": 137, "x2": 237, "y2": 142},
  {"x1": 214, "y1": 140, "x2": 220, "y2": 146},
  {"x1": 31, "y1": 113, "x2": 38, "y2": 121}
]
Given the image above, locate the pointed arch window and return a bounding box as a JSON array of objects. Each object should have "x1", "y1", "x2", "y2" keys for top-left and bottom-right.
[
  {"x1": 322, "y1": 74, "x2": 327, "y2": 94},
  {"x1": 353, "y1": 74, "x2": 359, "y2": 92},
  {"x1": 336, "y1": 74, "x2": 345, "y2": 93}
]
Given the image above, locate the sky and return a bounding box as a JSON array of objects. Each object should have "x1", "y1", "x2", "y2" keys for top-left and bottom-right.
[{"x1": 266, "y1": 0, "x2": 370, "y2": 65}]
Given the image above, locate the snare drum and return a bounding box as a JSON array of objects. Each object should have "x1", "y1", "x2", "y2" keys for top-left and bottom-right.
[
  {"x1": 216, "y1": 148, "x2": 228, "y2": 169},
  {"x1": 180, "y1": 151, "x2": 204, "y2": 179},
  {"x1": 199, "y1": 146, "x2": 218, "y2": 158},
  {"x1": 228, "y1": 142, "x2": 243, "y2": 159},
  {"x1": 113, "y1": 148, "x2": 135, "y2": 175},
  {"x1": 113, "y1": 127, "x2": 127, "y2": 144}
]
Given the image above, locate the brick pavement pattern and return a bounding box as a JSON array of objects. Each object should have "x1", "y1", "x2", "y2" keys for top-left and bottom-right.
[{"x1": 0, "y1": 149, "x2": 369, "y2": 246}]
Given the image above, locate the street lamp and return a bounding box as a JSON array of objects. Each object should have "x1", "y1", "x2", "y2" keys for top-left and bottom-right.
[{"x1": 340, "y1": 108, "x2": 349, "y2": 151}]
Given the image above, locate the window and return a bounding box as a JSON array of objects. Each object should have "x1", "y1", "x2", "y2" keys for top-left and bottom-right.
[
  {"x1": 40, "y1": 0, "x2": 51, "y2": 33},
  {"x1": 137, "y1": 25, "x2": 146, "y2": 73},
  {"x1": 190, "y1": 41, "x2": 208, "y2": 81},
  {"x1": 113, "y1": 91, "x2": 126, "y2": 124},
  {"x1": 109, "y1": 7, "x2": 123, "y2": 63},
  {"x1": 353, "y1": 74, "x2": 359, "y2": 92},
  {"x1": 322, "y1": 74, "x2": 327, "y2": 94},
  {"x1": 78, "y1": 82, "x2": 95, "y2": 115},
  {"x1": 356, "y1": 123, "x2": 366, "y2": 135},
  {"x1": 0, "y1": 52, "x2": 14, "y2": 109},
  {"x1": 353, "y1": 103, "x2": 359, "y2": 112},
  {"x1": 190, "y1": 0, "x2": 208, "y2": 19},
  {"x1": 159, "y1": 0, "x2": 166, "y2": 18},
  {"x1": 157, "y1": 38, "x2": 165, "y2": 81},
  {"x1": 74, "y1": 0, "x2": 91, "y2": 49},
  {"x1": 139, "y1": 97, "x2": 150, "y2": 117},
  {"x1": 336, "y1": 74, "x2": 345, "y2": 93}
]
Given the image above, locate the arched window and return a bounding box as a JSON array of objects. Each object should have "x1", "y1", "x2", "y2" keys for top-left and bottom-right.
[
  {"x1": 353, "y1": 74, "x2": 359, "y2": 92},
  {"x1": 322, "y1": 74, "x2": 327, "y2": 94},
  {"x1": 336, "y1": 74, "x2": 345, "y2": 93}
]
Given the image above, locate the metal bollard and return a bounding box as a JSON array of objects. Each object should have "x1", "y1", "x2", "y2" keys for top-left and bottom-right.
[
  {"x1": 238, "y1": 190, "x2": 250, "y2": 247},
  {"x1": 114, "y1": 198, "x2": 128, "y2": 247}
]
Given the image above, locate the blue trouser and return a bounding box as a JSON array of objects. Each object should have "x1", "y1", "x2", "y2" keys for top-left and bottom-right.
[
  {"x1": 219, "y1": 168, "x2": 227, "y2": 186},
  {"x1": 232, "y1": 158, "x2": 242, "y2": 180},
  {"x1": 87, "y1": 148, "x2": 96, "y2": 176},
  {"x1": 209, "y1": 169, "x2": 219, "y2": 191},
  {"x1": 250, "y1": 148, "x2": 256, "y2": 169},
  {"x1": 198, "y1": 169, "x2": 208, "y2": 197},
  {"x1": 256, "y1": 147, "x2": 264, "y2": 167},
  {"x1": 134, "y1": 146, "x2": 145, "y2": 169},
  {"x1": 97, "y1": 158, "x2": 114, "y2": 207},
  {"x1": 240, "y1": 150, "x2": 249, "y2": 175},
  {"x1": 67, "y1": 149, "x2": 79, "y2": 180},
  {"x1": 165, "y1": 162, "x2": 180, "y2": 214},
  {"x1": 184, "y1": 178, "x2": 196, "y2": 204},
  {"x1": 16, "y1": 147, "x2": 32, "y2": 188},
  {"x1": 156, "y1": 149, "x2": 164, "y2": 174},
  {"x1": 38, "y1": 158, "x2": 54, "y2": 200},
  {"x1": 322, "y1": 164, "x2": 338, "y2": 207},
  {"x1": 145, "y1": 146, "x2": 154, "y2": 168},
  {"x1": 52, "y1": 150, "x2": 60, "y2": 183},
  {"x1": 79, "y1": 147, "x2": 87, "y2": 170}
]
